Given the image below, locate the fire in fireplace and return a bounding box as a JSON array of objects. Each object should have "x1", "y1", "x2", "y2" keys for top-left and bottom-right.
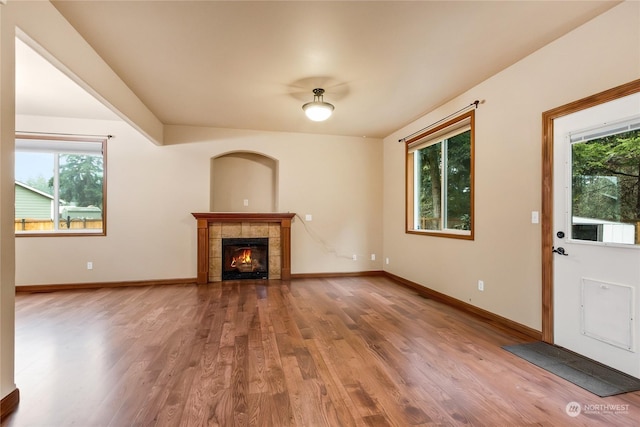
[{"x1": 222, "y1": 238, "x2": 269, "y2": 280}]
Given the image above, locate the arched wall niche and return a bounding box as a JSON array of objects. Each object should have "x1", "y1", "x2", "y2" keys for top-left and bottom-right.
[{"x1": 210, "y1": 151, "x2": 278, "y2": 212}]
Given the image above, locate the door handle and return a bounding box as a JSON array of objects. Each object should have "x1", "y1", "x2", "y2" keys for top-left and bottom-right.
[{"x1": 552, "y1": 246, "x2": 568, "y2": 256}]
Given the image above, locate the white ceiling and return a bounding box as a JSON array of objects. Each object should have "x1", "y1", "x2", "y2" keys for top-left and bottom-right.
[{"x1": 16, "y1": 1, "x2": 619, "y2": 139}]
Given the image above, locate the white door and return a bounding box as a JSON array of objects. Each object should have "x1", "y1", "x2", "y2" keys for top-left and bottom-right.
[{"x1": 553, "y1": 92, "x2": 640, "y2": 378}]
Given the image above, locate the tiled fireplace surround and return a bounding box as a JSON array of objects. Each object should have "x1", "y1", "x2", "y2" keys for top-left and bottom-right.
[{"x1": 192, "y1": 213, "x2": 295, "y2": 283}]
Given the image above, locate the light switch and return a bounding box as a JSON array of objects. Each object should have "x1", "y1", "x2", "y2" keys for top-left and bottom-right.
[{"x1": 531, "y1": 211, "x2": 539, "y2": 224}]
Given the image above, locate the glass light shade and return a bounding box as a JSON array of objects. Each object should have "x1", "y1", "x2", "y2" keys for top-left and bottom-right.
[{"x1": 302, "y1": 102, "x2": 334, "y2": 121}]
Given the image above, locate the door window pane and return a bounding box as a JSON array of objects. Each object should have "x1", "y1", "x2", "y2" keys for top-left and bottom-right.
[{"x1": 571, "y1": 128, "x2": 640, "y2": 245}]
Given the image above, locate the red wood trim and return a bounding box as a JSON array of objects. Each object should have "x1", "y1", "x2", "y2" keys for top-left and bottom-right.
[
  {"x1": 192, "y1": 212, "x2": 295, "y2": 222},
  {"x1": 281, "y1": 218, "x2": 292, "y2": 280},
  {"x1": 196, "y1": 218, "x2": 209, "y2": 285},
  {"x1": 541, "y1": 111, "x2": 555, "y2": 343},
  {"x1": 405, "y1": 230, "x2": 473, "y2": 240},
  {"x1": 15, "y1": 278, "x2": 196, "y2": 293},
  {"x1": 1, "y1": 388, "x2": 19, "y2": 421},
  {"x1": 384, "y1": 271, "x2": 541, "y2": 340},
  {"x1": 291, "y1": 271, "x2": 384, "y2": 279}
]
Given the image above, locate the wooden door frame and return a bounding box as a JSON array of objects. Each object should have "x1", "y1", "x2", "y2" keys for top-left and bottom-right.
[{"x1": 541, "y1": 78, "x2": 640, "y2": 343}]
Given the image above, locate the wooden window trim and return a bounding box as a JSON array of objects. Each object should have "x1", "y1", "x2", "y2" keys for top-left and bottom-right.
[{"x1": 405, "y1": 110, "x2": 475, "y2": 240}]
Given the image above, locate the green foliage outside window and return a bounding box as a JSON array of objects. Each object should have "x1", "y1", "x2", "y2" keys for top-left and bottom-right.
[
  {"x1": 15, "y1": 136, "x2": 106, "y2": 235},
  {"x1": 53, "y1": 154, "x2": 104, "y2": 209},
  {"x1": 417, "y1": 131, "x2": 471, "y2": 231},
  {"x1": 572, "y1": 129, "x2": 640, "y2": 224}
]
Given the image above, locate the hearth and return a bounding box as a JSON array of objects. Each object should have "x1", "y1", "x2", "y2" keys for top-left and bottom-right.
[{"x1": 222, "y1": 237, "x2": 269, "y2": 280}]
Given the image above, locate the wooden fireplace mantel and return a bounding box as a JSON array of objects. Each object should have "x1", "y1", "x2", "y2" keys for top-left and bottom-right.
[{"x1": 192, "y1": 212, "x2": 295, "y2": 284}]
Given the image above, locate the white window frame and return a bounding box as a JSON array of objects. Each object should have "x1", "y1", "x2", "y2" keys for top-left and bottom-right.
[{"x1": 15, "y1": 134, "x2": 107, "y2": 237}]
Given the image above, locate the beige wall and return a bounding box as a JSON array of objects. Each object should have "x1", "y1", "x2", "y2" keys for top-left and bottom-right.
[
  {"x1": 0, "y1": 3, "x2": 16, "y2": 402},
  {"x1": 14, "y1": 118, "x2": 383, "y2": 285},
  {"x1": 382, "y1": 1, "x2": 640, "y2": 331},
  {"x1": 211, "y1": 152, "x2": 277, "y2": 212},
  {"x1": 166, "y1": 126, "x2": 384, "y2": 275}
]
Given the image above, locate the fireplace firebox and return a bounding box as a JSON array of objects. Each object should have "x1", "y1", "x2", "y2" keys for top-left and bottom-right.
[{"x1": 222, "y1": 238, "x2": 269, "y2": 280}]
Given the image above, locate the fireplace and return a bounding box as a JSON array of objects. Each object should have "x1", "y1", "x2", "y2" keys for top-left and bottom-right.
[
  {"x1": 222, "y1": 238, "x2": 269, "y2": 280},
  {"x1": 192, "y1": 213, "x2": 295, "y2": 283}
]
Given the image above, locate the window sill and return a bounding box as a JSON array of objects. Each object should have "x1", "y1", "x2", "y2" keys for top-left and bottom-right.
[{"x1": 406, "y1": 229, "x2": 473, "y2": 240}]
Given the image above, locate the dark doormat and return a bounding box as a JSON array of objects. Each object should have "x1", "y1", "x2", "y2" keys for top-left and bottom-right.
[{"x1": 503, "y1": 341, "x2": 640, "y2": 397}]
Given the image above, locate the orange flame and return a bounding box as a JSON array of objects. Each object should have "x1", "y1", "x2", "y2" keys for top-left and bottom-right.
[{"x1": 230, "y1": 249, "x2": 252, "y2": 267}]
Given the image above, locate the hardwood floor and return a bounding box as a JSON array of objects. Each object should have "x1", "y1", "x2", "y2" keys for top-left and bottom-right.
[{"x1": 3, "y1": 276, "x2": 640, "y2": 426}]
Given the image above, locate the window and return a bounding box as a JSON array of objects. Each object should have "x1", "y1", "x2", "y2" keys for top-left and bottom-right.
[
  {"x1": 406, "y1": 110, "x2": 474, "y2": 239},
  {"x1": 15, "y1": 135, "x2": 107, "y2": 236},
  {"x1": 570, "y1": 116, "x2": 640, "y2": 245}
]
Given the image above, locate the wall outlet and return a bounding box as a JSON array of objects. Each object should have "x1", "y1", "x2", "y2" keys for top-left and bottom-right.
[
  {"x1": 478, "y1": 280, "x2": 484, "y2": 291},
  {"x1": 243, "y1": 199, "x2": 249, "y2": 206},
  {"x1": 371, "y1": 253, "x2": 376, "y2": 261},
  {"x1": 385, "y1": 257, "x2": 390, "y2": 265},
  {"x1": 87, "y1": 261, "x2": 93, "y2": 270},
  {"x1": 305, "y1": 214, "x2": 312, "y2": 221},
  {"x1": 352, "y1": 254, "x2": 357, "y2": 261}
]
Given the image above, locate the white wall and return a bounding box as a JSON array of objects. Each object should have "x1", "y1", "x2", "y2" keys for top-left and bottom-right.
[
  {"x1": 382, "y1": 1, "x2": 640, "y2": 331},
  {"x1": 14, "y1": 118, "x2": 383, "y2": 285}
]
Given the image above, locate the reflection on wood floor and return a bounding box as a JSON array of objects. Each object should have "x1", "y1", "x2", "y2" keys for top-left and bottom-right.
[{"x1": 4, "y1": 276, "x2": 640, "y2": 426}]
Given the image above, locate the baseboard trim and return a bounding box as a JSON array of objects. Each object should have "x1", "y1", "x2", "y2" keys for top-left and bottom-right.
[
  {"x1": 16, "y1": 278, "x2": 197, "y2": 293},
  {"x1": 384, "y1": 271, "x2": 542, "y2": 340},
  {"x1": 291, "y1": 270, "x2": 384, "y2": 279},
  {"x1": 1, "y1": 388, "x2": 19, "y2": 421}
]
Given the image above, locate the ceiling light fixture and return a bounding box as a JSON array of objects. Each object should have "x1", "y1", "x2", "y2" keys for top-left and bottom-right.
[{"x1": 302, "y1": 88, "x2": 334, "y2": 122}]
